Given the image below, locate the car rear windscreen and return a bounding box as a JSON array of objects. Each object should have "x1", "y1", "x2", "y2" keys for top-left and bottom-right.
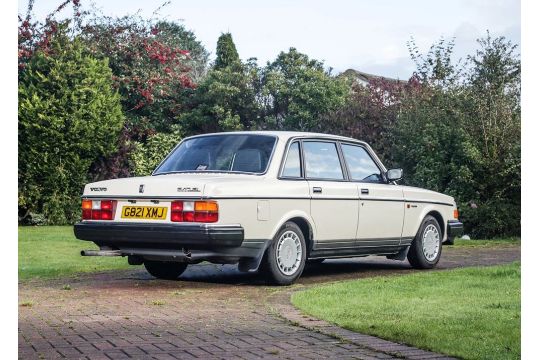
[{"x1": 154, "y1": 134, "x2": 277, "y2": 175}]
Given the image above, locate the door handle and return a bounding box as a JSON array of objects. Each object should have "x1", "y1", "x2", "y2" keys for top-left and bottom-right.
[
  {"x1": 361, "y1": 188, "x2": 369, "y2": 195},
  {"x1": 313, "y1": 187, "x2": 323, "y2": 193}
]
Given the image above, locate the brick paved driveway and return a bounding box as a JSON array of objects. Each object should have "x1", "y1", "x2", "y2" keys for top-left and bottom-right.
[{"x1": 19, "y1": 246, "x2": 520, "y2": 360}]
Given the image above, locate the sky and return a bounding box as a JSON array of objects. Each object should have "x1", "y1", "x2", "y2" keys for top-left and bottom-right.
[{"x1": 19, "y1": 0, "x2": 521, "y2": 80}]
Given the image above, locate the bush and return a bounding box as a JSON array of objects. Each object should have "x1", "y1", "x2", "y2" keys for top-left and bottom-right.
[
  {"x1": 18, "y1": 31, "x2": 124, "y2": 224},
  {"x1": 81, "y1": 16, "x2": 200, "y2": 133},
  {"x1": 460, "y1": 199, "x2": 520, "y2": 239},
  {"x1": 319, "y1": 77, "x2": 411, "y2": 164},
  {"x1": 393, "y1": 35, "x2": 520, "y2": 237},
  {"x1": 180, "y1": 62, "x2": 261, "y2": 134},
  {"x1": 130, "y1": 128, "x2": 183, "y2": 176},
  {"x1": 179, "y1": 33, "x2": 260, "y2": 134},
  {"x1": 260, "y1": 48, "x2": 350, "y2": 131}
]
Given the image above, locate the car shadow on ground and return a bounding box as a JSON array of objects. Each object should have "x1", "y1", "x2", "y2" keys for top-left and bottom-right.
[
  {"x1": 169, "y1": 258, "x2": 413, "y2": 286},
  {"x1": 52, "y1": 246, "x2": 518, "y2": 291},
  {"x1": 54, "y1": 258, "x2": 413, "y2": 291}
]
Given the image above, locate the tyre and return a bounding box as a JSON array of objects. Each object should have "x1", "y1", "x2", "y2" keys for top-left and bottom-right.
[
  {"x1": 407, "y1": 215, "x2": 442, "y2": 269},
  {"x1": 144, "y1": 261, "x2": 188, "y2": 280},
  {"x1": 260, "y1": 222, "x2": 307, "y2": 285}
]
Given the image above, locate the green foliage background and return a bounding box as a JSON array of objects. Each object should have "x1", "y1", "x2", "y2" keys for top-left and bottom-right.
[
  {"x1": 18, "y1": 32, "x2": 123, "y2": 224},
  {"x1": 260, "y1": 48, "x2": 350, "y2": 131},
  {"x1": 130, "y1": 126, "x2": 183, "y2": 176},
  {"x1": 392, "y1": 35, "x2": 520, "y2": 237}
]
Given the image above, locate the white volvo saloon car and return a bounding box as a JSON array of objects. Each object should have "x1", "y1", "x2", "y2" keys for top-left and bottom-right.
[{"x1": 75, "y1": 131, "x2": 463, "y2": 285}]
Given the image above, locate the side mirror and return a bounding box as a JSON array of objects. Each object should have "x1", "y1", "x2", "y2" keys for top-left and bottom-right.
[{"x1": 386, "y1": 168, "x2": 403, "y2": 182}]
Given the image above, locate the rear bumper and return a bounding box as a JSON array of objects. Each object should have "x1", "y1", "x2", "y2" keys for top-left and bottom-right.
[
  {"x1": 74, "y1": 221, "x2": 244, "y2": 249},
  {"x1": 447, "y1": 220, "x2": 464, "y2": 239}
]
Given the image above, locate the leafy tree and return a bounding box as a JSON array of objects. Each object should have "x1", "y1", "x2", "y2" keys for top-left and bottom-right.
[
  {"x1": 466, "y1": 33, "x2": 520, "y2": 162},
  {"x1": 393, "y1": 34, "x2": 520, "y2": 238},
  {"x1": 180, "y1": 35, "x2": 260, "y2": 134},
  {"x1": 80, "y1": 15, "x2": 198, "y2": 132},
  {"x1": 459, "y1": 33, "x2": 521, "y2": 237},
  {"x1": 18, "y1": 31, "x2": 124, "y2": 224},
  {"x1": 407, "y1": 36, "x2": 462, "y2": 88},
  {"x1": 18, "y1": 0, "x2": 83, "y2": 74},
  {"x1": 79, "y1": 13, "x2": 206, "y2": 179},
  {"x1": 320, "y1": 77, "x2": 411, "y2": 164},
  {"x1": 392, "y1": 85, "x2": 480, "y2": 202},
  {"x1": 214, "y1": 32, "x2": 241, "y2": 69},
  {"x1": 153, "y1": 21, "x2": 209, "y2": 82},
  {"x1": 260, "y1": 48, "x2": 350, "y2": 131}
]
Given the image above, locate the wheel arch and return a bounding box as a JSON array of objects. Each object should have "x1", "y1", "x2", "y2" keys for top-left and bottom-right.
[
  {"x1": 287, "y1": 217, "x2": 313, "y2": 253},
  {"x1": 270, "y1": 212, "x2": 315, "y2": 255},
  {"x1": 425, "y1": 210, "x2": 445, "y2": 240}
]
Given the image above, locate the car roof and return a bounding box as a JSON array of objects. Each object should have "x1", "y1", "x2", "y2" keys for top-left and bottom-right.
[{"x1": 185, "y1": 130, "x2": 366, "y2": 144}]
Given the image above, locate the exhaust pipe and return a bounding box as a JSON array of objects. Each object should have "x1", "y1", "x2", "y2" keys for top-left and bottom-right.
[{"x1": 81, "y1": 249, "x2": 122, "y2": 257}]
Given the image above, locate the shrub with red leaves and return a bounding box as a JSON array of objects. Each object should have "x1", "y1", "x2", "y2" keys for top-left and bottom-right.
[
  {"x1": 19, "y1": 1, "x2": 208, "y2": 180},
  {"x1": 18, "y1": 0, "x2": 81, "y2": 72},
  {"x1": 79, "y1": 14, "x2": 207, "y2": 179},
  {"x1": 78, "y1": 13, "x2": 208, "y2": 139}
]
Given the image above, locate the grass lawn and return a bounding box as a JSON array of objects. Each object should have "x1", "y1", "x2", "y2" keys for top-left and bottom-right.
[
  {"x1": 19, "y1": 226, "x2": 134, "y2": 281},
  {"x1": 292, "y1": 262, "x2": 520, "y2": 360},
  {"x1": 452, "y1": 237, "x2": 520, "y2": 248}
]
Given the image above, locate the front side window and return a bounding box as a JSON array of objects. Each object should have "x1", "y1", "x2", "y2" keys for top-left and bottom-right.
[
  {"x1": 282, "y1": 142, "x2": 301, "y2": 177},
  {"x1": 154, "y1": 134, "x2": 276, "y2": 175},
  {"x1": 341, "y1": 144, "x2": 382, "y2": 182},
  {"x1": 303, "y1": 141, "x2": 344, "y2": 180}
]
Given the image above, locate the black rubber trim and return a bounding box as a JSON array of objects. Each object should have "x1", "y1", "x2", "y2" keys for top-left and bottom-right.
[
  {"x1": 310, "y1": 245, "x2": 405, "y2": 258},
  {"x1": 313, "y1": 237, "x2": 412, "y2": 252},
  {"x1": 74, "y1": 222, "x2": 244, "y2": 249},
  {"x1": 400, "y1": 238, "x2": 414, "y2": 246},
  {"x1": 406, "y1": 199, "x2": 454, "y2": 207},
  {"x1": 447, "y1": 220, "x2": 464, "y2": 238}
]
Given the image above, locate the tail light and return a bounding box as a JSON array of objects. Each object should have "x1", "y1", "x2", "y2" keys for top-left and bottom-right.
[
  {"x1": 82, "y1": 200, "x2": 117, "y2": 220},
  {"x1": 171, "y1": 201, "x2": 218, "y2": 223},
  {"x1": 453, "y1": 209, "x2": 459, "y2": 219}
]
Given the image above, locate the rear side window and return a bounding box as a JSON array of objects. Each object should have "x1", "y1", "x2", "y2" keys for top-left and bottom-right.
[
  {"x1": 282, "y1": 142, "x2": 301, "y2": 178},
  {"x1": 303, "y1": 141, "x2": 344, "y2": 180},
  {"x1": 341, "y1": 144, "x2": 382, "y2": 182}
]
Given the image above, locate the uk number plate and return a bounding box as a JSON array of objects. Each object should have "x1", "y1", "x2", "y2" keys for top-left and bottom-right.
[{"x1": 121, "y1": 206, "x2": 168, "y2": 220}]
